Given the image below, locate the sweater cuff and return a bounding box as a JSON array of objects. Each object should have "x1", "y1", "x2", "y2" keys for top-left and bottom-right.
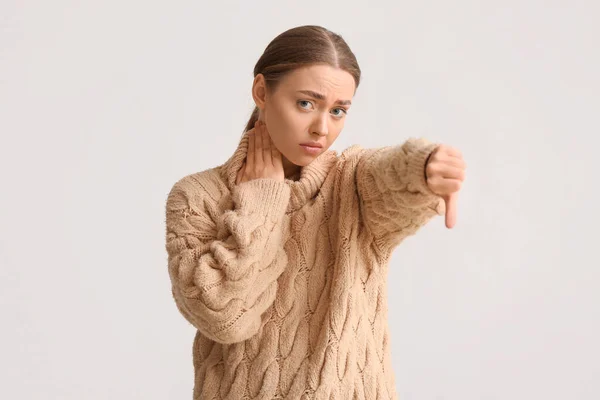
[
  {"x1": 231, "y1": 178, "x2": 291, "y2": 219},
  {"x1": 405, "y1": 139, "x2": 440, "y2": 196}
]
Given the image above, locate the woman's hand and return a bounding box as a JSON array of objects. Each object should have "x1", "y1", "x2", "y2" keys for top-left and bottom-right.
[
  {"x1": 425, "y1": 144, "x2": 467, "y2": 229},
  {"x1": 236, "y1": 120, "x2": 285, "y2": 184}
]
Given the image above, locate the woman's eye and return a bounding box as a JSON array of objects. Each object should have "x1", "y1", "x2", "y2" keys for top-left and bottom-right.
[
  {"x1": 332, "y1": 108, "x2": 347, "y2": 117},
  {"x1": 298, "y1": 100, "x2": 312, "y2": 109},
  {"x1": 298, "y1": 100, "x2": 347, "y2": 118}
]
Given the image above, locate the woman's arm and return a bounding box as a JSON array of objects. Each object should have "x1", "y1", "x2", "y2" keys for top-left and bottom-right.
[
  {"x1": 165, "y1": 175, "x2": 290, "y2": 344},
  {"x1": 355, "y1": 137, "x2": 445, "y2": 252}
]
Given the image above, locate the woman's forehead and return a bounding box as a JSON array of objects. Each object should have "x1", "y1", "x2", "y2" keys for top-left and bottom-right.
[{"x1": 280, "y1": 66, "x2": 355, "y2": 98}]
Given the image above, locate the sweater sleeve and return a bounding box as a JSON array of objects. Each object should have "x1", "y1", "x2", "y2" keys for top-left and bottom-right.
[
  {"x1": 355, "y1": 138, "x2": 445, "y2": 252},
  {"x1": 165, "y1": 176, "x2": 291, "y2": 344}
]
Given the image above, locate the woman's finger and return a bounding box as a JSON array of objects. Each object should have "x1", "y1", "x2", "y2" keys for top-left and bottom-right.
[
  {"x1": 261, "y1": 123, "x2": 272, "y2": 166},
  {"x1": 443, "y1": 157, "x2": 467, "y2": 169},
  {"x1": 254, "y1": 122, "x2": 264, "y2": 167},
  {"x1": 439, "y1": 165, "x2": 466, "y2": 181},
  {"x1": 246, "y1": 127, "x2": 255, "y2": 171},
  {"x1": 272, "y1": 144, "x2": 283, "y2": 168},
  {"x1": 445, "y1": 146, "x2": 463, "y2": 158},
  {"x1": 236, "y1": 162, "x2": 246, "y2": 184},
  {"x1": 444, "y1": 192, "x2": 458, "y2": 229},
  {"x1": 428, "y1": 176, "x2": 462, "y2": 195}
]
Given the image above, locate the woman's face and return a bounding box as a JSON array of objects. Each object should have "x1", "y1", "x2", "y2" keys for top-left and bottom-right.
[{"x1": 253, "y1": 64, "x2": 356, "y2": 167}]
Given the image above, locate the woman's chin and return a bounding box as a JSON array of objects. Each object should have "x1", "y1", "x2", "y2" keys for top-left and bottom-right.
[
  {"x1": 294, "y1": 148, "x2": 325, "y2": 163},
  {"x1": 287, "y1": 154, "x2": 315, "y2": 167}
]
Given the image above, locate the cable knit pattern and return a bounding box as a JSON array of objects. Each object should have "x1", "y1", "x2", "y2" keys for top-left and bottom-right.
[{"x1": 165, "y1": 132, "x2": 445, "y2": 399}]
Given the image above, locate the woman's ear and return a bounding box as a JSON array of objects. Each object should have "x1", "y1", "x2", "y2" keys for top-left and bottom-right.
[{"x1": 252, "y1": 74, "x2": 267, "y2": 112}]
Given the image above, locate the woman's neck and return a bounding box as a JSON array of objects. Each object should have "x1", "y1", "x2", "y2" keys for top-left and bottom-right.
[{"x1": 282, "y1": 156, "x2": 302, "y2": 180}]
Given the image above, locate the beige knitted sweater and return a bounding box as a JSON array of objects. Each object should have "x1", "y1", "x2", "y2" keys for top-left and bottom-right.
[{"x1": 165, "y1": 131, "x2": 445, "y2": 399}]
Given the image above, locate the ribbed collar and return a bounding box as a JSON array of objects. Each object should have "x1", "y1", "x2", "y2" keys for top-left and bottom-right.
[{"x1": 219, "y1": 131, "x2": 338, "y2": 213}]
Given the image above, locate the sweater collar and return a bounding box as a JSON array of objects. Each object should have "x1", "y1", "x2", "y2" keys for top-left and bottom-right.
[{"x1": 220, "y1": 131, "x2": 338, "y2": 212}]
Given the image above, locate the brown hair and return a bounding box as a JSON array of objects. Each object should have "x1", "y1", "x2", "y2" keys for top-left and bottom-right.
[{"x1": 242, "y1": 25, "x2": 361, "y2": 136}]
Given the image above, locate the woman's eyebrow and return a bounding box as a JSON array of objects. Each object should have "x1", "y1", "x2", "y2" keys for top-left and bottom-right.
[{"x1": 296, "y1": 90, "x2": 352, "y2": 106}]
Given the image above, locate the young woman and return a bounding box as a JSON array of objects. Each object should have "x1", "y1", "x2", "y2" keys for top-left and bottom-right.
[{"x1": 165, "y1": 25, "x2": 466, "y2": 400}]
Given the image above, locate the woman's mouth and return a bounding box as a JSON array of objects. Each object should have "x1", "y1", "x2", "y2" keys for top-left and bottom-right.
[{"x1": 300, "y1": 144, "x2": 322, "y2": 155}]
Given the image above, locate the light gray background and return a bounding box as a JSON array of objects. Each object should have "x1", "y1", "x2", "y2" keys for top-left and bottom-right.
[{"x1": 1, "y1": 1, "x2": 598, "y2": 399}]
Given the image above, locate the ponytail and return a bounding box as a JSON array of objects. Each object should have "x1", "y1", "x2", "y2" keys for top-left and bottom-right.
[{"x1": 241, "y1": 106, "x2": 260, "y2": 138}]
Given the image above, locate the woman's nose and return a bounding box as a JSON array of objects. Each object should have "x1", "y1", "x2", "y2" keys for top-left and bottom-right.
[{"x1": 311, "y1": 114, "x2": 329, "y2": 136}]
